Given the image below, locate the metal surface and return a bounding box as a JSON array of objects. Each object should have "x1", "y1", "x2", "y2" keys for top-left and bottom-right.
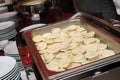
[
  {"x1": 19, "y1": 23, "x2": 46, "y2": 32},
  {"x1": 22, "y1": 13, "x2": 120, "y2": 80},
  {"x1": 79, "y1": 12, "x2": 120, "y2": 38}
]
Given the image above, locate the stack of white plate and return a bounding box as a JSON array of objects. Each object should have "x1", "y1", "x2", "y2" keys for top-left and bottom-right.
[
  {"x1": 0, "y1": 21, "x2": 17, "y2": 40},
  {"x1": 0, "y1": 3, "x2": 6, "y2": 7},
  {"x1": 0, "y1": 39, "x2": 9, "y2": 50},
  {"x1": 0, "y1": 11, "x2": 18, "y2": 27},
  {"x1": 0, "y1": 7, "x2": 8, "y2": 13},
  {"x1": 0, "y1": 56, "x2": 21, "y2": 80},
  {"x1": 4, "y1": 41, "x2": 25, "y2": 71}
]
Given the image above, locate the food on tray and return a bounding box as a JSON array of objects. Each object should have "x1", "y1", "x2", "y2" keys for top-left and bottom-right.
[
  {"x1": 73, "y1": 53, "x2": 85, "y2": 62},
  {"x1": 72, "y1": 45, "x2": 85, "y2": 55},
  {"x1": 59, "y1": 57, "x2": 72, "y2": 68},
  {"x1": 32, "y1": 35, "x2": 43, "y2": 42},
  {"x1": 99, "y1": 49, "x2": 115, "y2": 59},
  {"x1": 85, "y1": 44, "x2": 98, "y2": 52},
  {"x1": 46, "y1": 58, "x2": 59, "y2": 71},
  {"x1": 56, "y1": 52, "x2": 69, "y2": 59},
  {"x1": 52, "y1": 28, "x2": 61, "y2": 34},
  {"x1": 32, "y1": 24, "x2": 115, "y2": 72},
  {"x1": 83, "y1": 38, "x2": 99, "y2": 44},
  {"x1": 85, "y1": 51, "x2": 99, "y2": 61},
  {"x1": 96, "y1": 43, "x2": 107, "y2": 50},
  {"x1": 42, "y1": 33, "x2": 54, "y2": 39},
  {"x1": 83, "y1": 31, "x2": 95, "y2": 38},
  {"x1": 68, "y1": 62, "x2": 82, "y2": 69},
  {"x1": 43, "y1": 53, "x2": 55, "y2": 63},
  {"x1": 36, "y1": 42, "x2": 47, "y2": 50}
]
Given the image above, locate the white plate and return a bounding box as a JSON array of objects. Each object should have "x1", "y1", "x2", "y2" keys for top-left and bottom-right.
[
  {"x1": 0, "y1": 21, "x2": 15, "y2": 30},
  {"x1": 0, "y1": 11, "x2": 17, "y2": 24},
  {"x1": 4, "y1": 41, "x2": 19, "y2": 55},
  {"x1": 0, "y1": 56, "x2": 16, "y2": 77},
  {"x1": 0, "y1": 40, "x2": 8, "y2": 45},
  {"x1": 0, "y1": 29, "x2": 17, "y2": 40},
  {"x1": 0, "y1": 11, "x2": 17, "y2": 19},
  {"x1": 1, "y1": 65, "x2": 20, "y2": 80},
  {"x1": 0, "y1": 40, "x2": 9, "y2": 50},
  {"x1": 0, "y1": 3, "x2": 6, "y2": 7},
  {"x1": 0, "y1": 21, "x2": 15, "y2": 34},
  {"x1": 0, "y1": 7, "x2": 8, "y2": 13},
  {"x1": 0, "y1": 29, "x2": 16, "y2": 38}
]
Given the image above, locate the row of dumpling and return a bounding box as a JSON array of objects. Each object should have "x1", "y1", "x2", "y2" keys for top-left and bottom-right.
[{"x1": 32, "y1": 25, "x2": 115, "y2": 72}]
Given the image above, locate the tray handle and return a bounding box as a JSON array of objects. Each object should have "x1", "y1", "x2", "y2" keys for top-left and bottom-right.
[{"x1": 69, "y1": 12, "x2": 83, "y2": 20}]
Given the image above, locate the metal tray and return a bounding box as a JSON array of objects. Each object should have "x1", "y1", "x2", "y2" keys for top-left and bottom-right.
[{"x1": 22, "y1": 13, "x2": 120, "y2": 80}]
